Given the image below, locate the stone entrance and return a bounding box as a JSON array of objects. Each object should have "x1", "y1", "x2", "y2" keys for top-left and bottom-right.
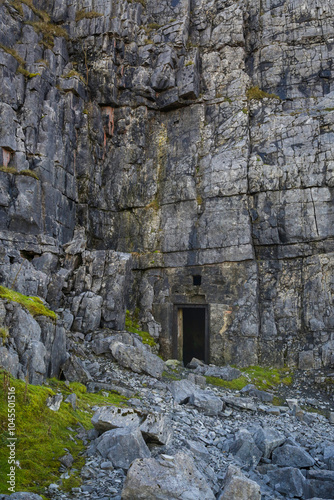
[{"x1": 173, "y1": 305, "x2": 209, "y2": 365}]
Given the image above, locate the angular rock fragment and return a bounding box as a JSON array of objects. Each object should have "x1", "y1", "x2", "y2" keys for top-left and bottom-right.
[
  {"x1": 122, "y1": 452, "x2": 215, "y2": 499},
  {"x1": 60, "y1": 355, "x2": 92, "y2": 383},
  {"x1": 110, "y1": 341, "x2": 165, "y2": 379},
  {"x1": 272, "y1": 444, "x2": 315, "y2": 468},
  {"x1": 229, "y1": 429, "x2": 262, "y2": 469},
  {"x1": 139, "y1": 412, "x2": 172, "y2": 445},
  {"x1": 218, "y1": 465, "x2": 261, "y2": 500},
  {"x1": 267, "y1": 467, "x2": 306, "y2": 497},
  {"x1": 91, "y1": 406, "x2": 142, "y2": 432},
  {"x1": 253, "y1": 426, "x2": 285, "y2": 458},
  {"x1": 96, "y1": 427, "x2": 151, "y2": 469}
]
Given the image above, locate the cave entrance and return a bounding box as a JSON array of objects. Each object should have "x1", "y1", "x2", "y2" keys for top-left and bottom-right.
[{"x1": 174, "y1": 305, "x2": 209, "y2": 366}]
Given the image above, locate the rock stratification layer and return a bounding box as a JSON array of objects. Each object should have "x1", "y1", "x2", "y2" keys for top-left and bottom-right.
[{"x1": 0, "y1": 0, "x2": 334, "y2": 369}]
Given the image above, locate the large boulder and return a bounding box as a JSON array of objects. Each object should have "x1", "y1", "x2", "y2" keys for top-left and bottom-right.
[
  {"x1": 218, "y1": 465, "x2": 261, "y2": 500},
  {"x1": 95, "y1": 427, "x2": 151, "y2": 469},
  {"x1": 189, "y1": 390, "x2": 224, "y2": 416},
  {"x1": 110, "y1": 341, "x2": 165, "y2": 378},
  {"x1": 169, "y1": 379, "x2": 198, "y2": 404},
  {"x1": 60, "y1": 355, "x2": 92, "y2": 383},
  {"x1": 267, "y1": 467, "x2": 306, "y2": 497},
  {"x1": 121, "y1": 452, "x2": 215, "y2": 500},
  {"x1": 140, "y1": 412, "x2": 173, "y2": 445},
  {"x1": 253, "y1": 426, "x2": 285, "y2": 459},
  {"x1": 229, "y1": 429, "x2": 263, "y2": 469},
  {"x1": 272, "y1": 444, "x2": 315, "y2": 468}
]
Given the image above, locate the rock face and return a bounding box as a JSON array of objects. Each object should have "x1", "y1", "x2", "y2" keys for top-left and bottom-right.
[{"x1": 0, "y1": 0, "x2": 334, "y2": 369}]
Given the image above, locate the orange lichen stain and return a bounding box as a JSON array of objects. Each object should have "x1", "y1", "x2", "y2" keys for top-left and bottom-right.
[{"x1": 2, "y1": 148, "x2": 11, "y2": 167}]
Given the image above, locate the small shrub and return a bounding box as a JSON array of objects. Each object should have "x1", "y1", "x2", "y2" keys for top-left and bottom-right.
[
  {"x1": 75, "y1": 9, "x2": 103, "y2": 22},
  {"x1": 0, "y1": 326, "x2": 9, "y2": 345}
]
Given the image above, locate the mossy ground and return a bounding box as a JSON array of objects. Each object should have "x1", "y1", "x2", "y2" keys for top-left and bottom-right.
[
  {"x1": 0, "y1": 371, "x2": 127, "y2": 496},
  {"x1": 125, "y1": 310, "x2": 157, "y2": 348},
  {"x1": 206, "y1": 365, "x2": 293, "y2": 391},
  {"x1": 0, "y1": 286, "x2": 57, "y2": 320}
]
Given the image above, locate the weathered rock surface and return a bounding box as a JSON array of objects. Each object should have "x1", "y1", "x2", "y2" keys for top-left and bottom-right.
[
  {"x1": 110, "y1": 341, "x2": 165, "y2": 378},
  {"x1": 218, "y1": 465, "x2": 261, "y2": 500},
  {"x1": 121, "y1": 452, "x2": 215, "y2": 500}
]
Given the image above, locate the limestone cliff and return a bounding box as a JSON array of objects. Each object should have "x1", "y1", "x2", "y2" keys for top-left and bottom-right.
[{"x1": 0, "y1": 0, "x2": 334, "y2": 371}]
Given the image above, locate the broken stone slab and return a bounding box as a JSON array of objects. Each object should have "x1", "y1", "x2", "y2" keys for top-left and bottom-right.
[
  {"x1": 223, "y1": 396, "x2": 257, "y2": 411},
  {"x1": 324, "y1": 445, "x2": 334, "y2": 470},
  {"x1": 60, "y1": 355, "x2": 92, "y2": 383},
  {"x1": 187, "y1": 372, "x2": 206, "y2": 388},
  {"x1": 95, "y1": 427, "x2": 151, "y2": 470},
  {"x1": 1, "y1": 494, "x2": 45, "y2": 499},
  {"x1": 139, "y1": 412, "x2": 172, "y2": 445},
  {"x1": 46, "y1": 394, "x2": 63, "y2": 412},
  {"x1": 186, "y1": 439, "x2": 210, "y2": 459},
  {"x1": 91, "y1": 406, "x2": 143, "y2": 432},
  {"x1": 229, "y1": 429, "x2": 263, "y2": 469},
  {"x1": 121, "y1": 452, "x2": 215, "y2": 500},
  {"x1": 272, "y1": 444, "x2": 315, "y2": 468},
  {"x1": 253, "y1": 426, "x2": 285, "y2": 459},
  {"x1": 267, "y1": 467, "x2": 306, "y2": 497},
  {"x1": 169, "y1": 379, "x2": 198, "y2": 404},
  {"x1": 204, "y1": 365, "x2": 242, "y2": 381},
  {"x1": 189, "y1": 390, "x2": 224, "y2": 416},
  {"x1": 306, "y1": 469, "x2": 334, "y2": 499},
  {"x1": 110, "y1": 341, "x2": 165, "y2": 379},
  {"x1": 218, "y1": 465, "x2": 261, "y2": 500},
  {"x1": 240, "y1": 384, "x2": 273, "y2": 403},
  {"x1": 187, "y1": 357, "x2": 206, "y2": 369}
]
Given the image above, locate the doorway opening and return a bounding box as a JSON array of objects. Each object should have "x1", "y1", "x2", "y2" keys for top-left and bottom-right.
[{"x1": 174, "y1": 306, "x2": 209, "y2": 366}]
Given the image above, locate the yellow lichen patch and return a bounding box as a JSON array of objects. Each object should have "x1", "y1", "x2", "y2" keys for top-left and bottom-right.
[{"x1": 0, "y1": 286, "x2": 56, "y2": 320}]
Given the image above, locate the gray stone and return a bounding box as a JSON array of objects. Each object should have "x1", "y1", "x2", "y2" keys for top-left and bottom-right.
[
  {"x1": 306, "y1": 469, "x2": 334, "y2": 499},
  {"x1": 122, "y1": 452, "x2": 215, "y2": 500},
  {"x1": 267, "y1": 467, "x2": 306, "y2": 497},
  {"x1": 59, "y1": 453, "x2": 74, "y2": 468},
  {"x1": 218, "y1": 465, "x2": 261, "y2": 500},
  {"x1": 223, "y1": 396, "x2": 257, "y2": 411},
  {"x1": 204, "y1": 365, "x2": 242, "y2": 381},
  {"x1": 61, "y1": 355, "x2": 92, "y2": 383},
  {"x1": 139, "y1": 412, "x2": 172, "y2": 445},
  {"x1": 253, "y1": 426, "x2": 286, "y2": 459},
  {"x1": 324, "y1": 445, "x2": 334, "y2": 470},
  {"x1": 46, "y1": 394, "x2": 63, "y2": 411},
  {"x1": 96, "y1": 427, "x2": 151, "y2": 469},
  {"x1": 189, "y1": 390, "x2": 224, "y2": 416},
  {"x1": 272, "y1": 444, "x2": 315, "y2": 468},
  {"x1": 91, "y1": 406, "x2": 142, "y2": 432},
  {"x1": 110, "y1": 341, "x2": 165, "y2": 379},
  {"x1": 169, "y1": 379, "x2": 198, "y2": 404},
  {"x1": 230, "y1": 429, "x2": 263, "y2": 469}
]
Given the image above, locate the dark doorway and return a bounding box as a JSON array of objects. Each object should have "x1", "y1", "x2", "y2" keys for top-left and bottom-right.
[
  {"x1": 182, "y1": 307, "x2": 206, "y2": 365},
  {"x1": 173, "y1": 305, "x2": 209, "y2": 365}
]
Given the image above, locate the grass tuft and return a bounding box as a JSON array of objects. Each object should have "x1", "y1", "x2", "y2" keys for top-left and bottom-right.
[
  {"x1": 0, "y1": 286, "x2": 56, "y2": 320},
  {"x1": 206, "y1": 365, "x2": 293, "y2": 391},
  {"x1": 0, "y1": 165, "x2": 39, "y2": 179},
  {"x1": 28, "y1": 20, "x2": 69, "y2": 49},
  {"x1": 75, "y1": 9, "x2": 103, "y2": 22},
  {"x1": 246, "y1": 86, "x2": 280, "y2": 101},
  {"x1": 0, "y1": 327, "x2": 9, "y2": 346},
  {"x1": 0, "y1": 43, "x2": 25, "y2": 66}
]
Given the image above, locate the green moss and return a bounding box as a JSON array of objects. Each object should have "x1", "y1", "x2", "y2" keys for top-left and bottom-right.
[
  {"x1": 185, "y1": 60, "x2": 194, "y2": 66},
  {"x1": 125, "y1": 310, "x2": 157, "y2": 348},
  {"x1": 147, "y1": 22, "x2": 161, "y2": 30},
  {"x1": 0, "y1": 286, "x2": 57, "y2": 320},
  {"x1": 246, "y1": 86, "x2": 280, "y2": 101},
  {"x1": 162, "y1": 370, "x2": 182, "y2": 381},
  {"x1": 17, "y1": 66, "x2": 40, "y2": 78},
  {"x1": 206, "y1": 375, "x2": 249, "y2": 391},
  {"x1": 0, "y1": 372, "x2": 127, "y2": 495},
  {"x1": 206, "y1": 366, "x2": 293, "y2": 392},
  {"x1": 75, "y1": 9, "x2": 103, "y2": 22}
]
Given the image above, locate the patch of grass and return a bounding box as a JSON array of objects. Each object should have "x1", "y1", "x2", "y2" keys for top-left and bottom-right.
[
  {"x1": 206, "y1": 366, "x2": 293, "y2": 392},
  {"x1": 325, "y1": 107, "x2": 334, "y2": 112},
  {"x1": 206, "y1": 375, "x2": 249, "y2": 391},
  {"x1": 125, "y1": 310, "x2": 157, "y2": 348},
  {"x1": 0, "y1": 43, "x2": 25, "y2": 66},
  {"x1": 0, "y1": 327, "x2": 9, "y2": 346},
  {"x1": 0, "y1": 286, "x2": 56, "y2": 320},
  {"x1": 0, "y1": 165, "x2": 39, "y2": 179},
  {"x1": 0, "y1": 371, "x2": 127, "y2": 495},
  {"x1": 246, "y1": 86, "x2": 280, "y2": 101},
  {"x1": 162, "y1": 370, "x2": 182, "y2": 381},
  {"x1": 75, "y1": 9, "x2": 103, "y2": 22},
  {"x1": 147, "y1": 22, "x2": 161, "y2": 30},
  {"x1": 9, "y1": 0, "x2": 24, "y2": 16},
  {"x1": 145, "y1": 199, "x2": 159, "y2": 211},
  {"x1": 28, "y1": 20, "x2": 69, "y2": 49},
  {"x1": 185, "y1": 60, "x2": 194, "y2": 66},
  {"x1": 62, "y1": 69, "x2": 86, "y2": 84}
]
